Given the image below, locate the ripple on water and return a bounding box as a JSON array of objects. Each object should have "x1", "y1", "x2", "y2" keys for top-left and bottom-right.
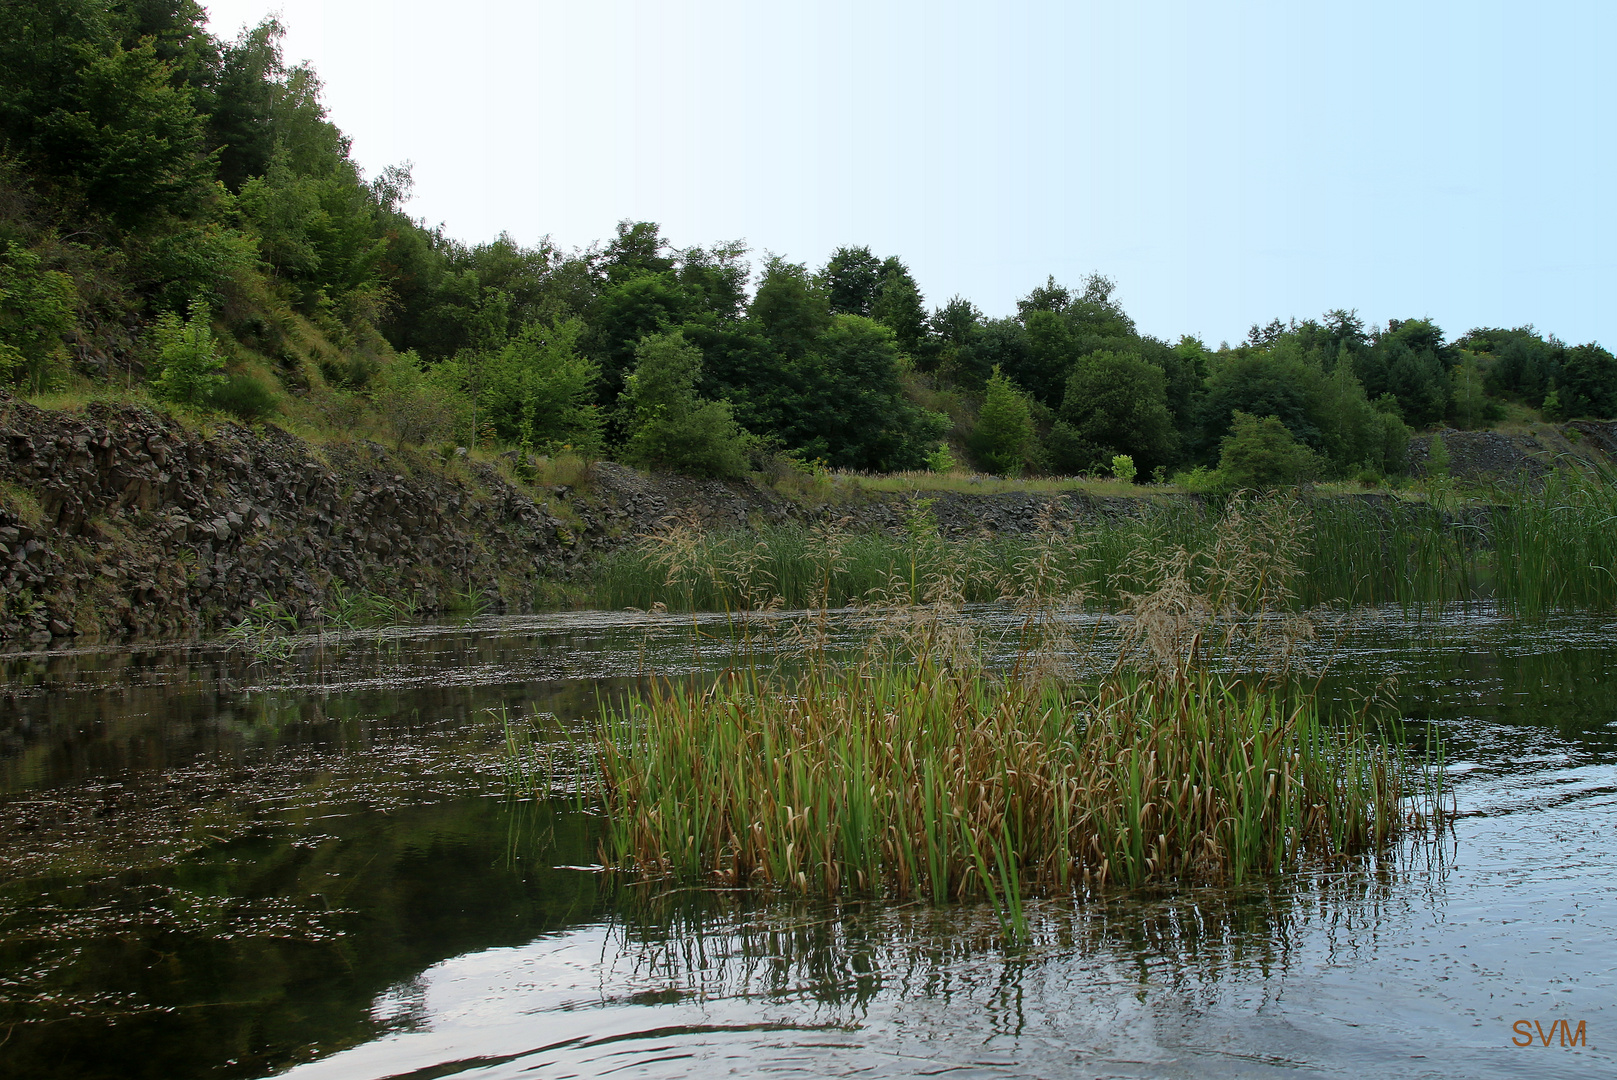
[{"x1": 0, "y1": 605, "x2": 1613, "y2": 1079}]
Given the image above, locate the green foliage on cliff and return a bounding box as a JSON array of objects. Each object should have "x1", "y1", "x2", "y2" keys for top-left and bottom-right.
[{"x1": 1, "y1": 1, "x2": 1613, "y2": 482}]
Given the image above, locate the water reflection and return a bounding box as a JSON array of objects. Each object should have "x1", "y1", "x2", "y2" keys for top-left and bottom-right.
[
  {"x1": 0, "y1": 606, "x2": 1612, "y2": 1079},
  {"x1": 0, "y1": 799, "x2": 605, "y2": 1080}
]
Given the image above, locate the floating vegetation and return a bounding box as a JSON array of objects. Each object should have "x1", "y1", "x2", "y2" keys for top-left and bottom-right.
[{"x1": 224, "y1": 582, "x2": 421, "y2": 658}]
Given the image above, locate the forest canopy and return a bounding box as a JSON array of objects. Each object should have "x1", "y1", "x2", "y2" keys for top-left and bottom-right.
[{"x1": 3, "y1": 1, "x2": 1613, "y2": 482}]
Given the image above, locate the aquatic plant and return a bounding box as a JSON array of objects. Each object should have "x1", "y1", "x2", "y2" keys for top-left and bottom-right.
[
  {"x1": 585, "y1": 470, "x2": 1617, "y2": 616},
  {"x1": 319, "y1": 582, "x2": 419, "y2": 629},
  {"x1": 581, "y1": 500, "x2": 1448, "y2": 936},
  {"x1": 223, "y1": 599, "x2": 302, "y2": 660},
  {"x1": 1489, "y1": 459, "x2": 1617, "y2": 614}
]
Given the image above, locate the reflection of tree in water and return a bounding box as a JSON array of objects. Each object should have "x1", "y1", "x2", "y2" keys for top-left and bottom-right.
[{"x1": 604, "y1": 843, "x2": 1450, "y2": 1030}]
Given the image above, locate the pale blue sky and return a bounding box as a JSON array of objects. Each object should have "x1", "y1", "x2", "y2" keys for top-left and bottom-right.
[{"x1": 204, "y1": 1, "x2": 1615, "y2": 348}]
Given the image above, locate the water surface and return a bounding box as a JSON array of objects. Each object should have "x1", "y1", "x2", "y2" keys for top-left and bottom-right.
[{"x1": 1, "y1": 608, "x2": 1612, "y2": 1078}]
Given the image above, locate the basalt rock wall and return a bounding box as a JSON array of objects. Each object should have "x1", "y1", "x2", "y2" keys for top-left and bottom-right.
[{"x1": 0, "y1": 399, "x2": 630, "y2": 645}]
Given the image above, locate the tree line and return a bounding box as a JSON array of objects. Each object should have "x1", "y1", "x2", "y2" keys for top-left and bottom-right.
[{"x1": 4, "y1": 1, "x2": 1615, "y2": 484}]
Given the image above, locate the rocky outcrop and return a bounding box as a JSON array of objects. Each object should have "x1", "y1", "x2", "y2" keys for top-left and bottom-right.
[
  {"x1": 0, "y1": 400, "x2": 631, "y2": 644},
  {"x1": 1408, "y1": 429, "x2": 1551, "y2": 482}
]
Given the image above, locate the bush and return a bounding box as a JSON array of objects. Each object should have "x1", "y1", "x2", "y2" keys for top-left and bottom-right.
[
  {"x1": 210, "y1": 373, "x2": 279, "y2": 421},
  {"x1": 150, "y1": 299, "x2": 227, "y2": 406},
  {"x1": 372, "y1": 350, "x2": 472, "y2": 447},
  {"x1": 1217, "y1": 411, "x2": 1316, "y2": 491},
  {"x1": 1171, "y1": 465, "x2": 1224, "y2": 494},
  {"x1": 924, "y1": 443, "x2": 958, "y2": 473},
  {"x1": 1110, "y1": 454, "x2": 1137, "y2": 483}
]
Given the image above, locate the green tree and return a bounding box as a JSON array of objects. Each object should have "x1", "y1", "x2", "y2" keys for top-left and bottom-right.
[
  {"x1": 1015, "y1": 275, "x2": 1071, "y2": 318},
  {"x1": 601, "y1": 220, "x2": 676, "y2": 282},
  {"x1": 750, "y1": 256, "x2": 829, "y2": 360},
  {"x1": 210, "y1": 18, "x2": 349, "y2": 190},
  {"x1": 0, "y1": 243, "x2": 77, "y2": 391},
  {"x1": 823, "y1": 245, "x2": 883, "y2": 316},
  {"x1": 1056, "y1": 349, "x2": 1176, "y2": 473},
  {"x1": 931, "y1": 295, "x2": 981, "y2": 348},
  {"x1": 477, "y1": 319, "x2": 601, "y2": 451},
  {"x1": 34, "y1": 37, "x2": 216, "y2": 224},
  {"x1": 1559, "y1": 343, "x2": 1617, "y2": 419},
  {"x1": 150, "y1": 298, "x2": 226, "y2": 405},
  {"x1": 871, "y1": 258, "x2": 926, "y2": 356},
  {"x1": 953, "y1": 316, "x2": 1029, "y2": 392},
  {"x1": 1449, "y1": 355, "x2": 1490, "y2": 429},
  {"x1": 969, "y1": 367, "x2": 1035, "y2": 475},
  {"x1": 1198, "y1": 343, "x2": 1327, "y2": 459},
  {"x1": 781, "y1": 315, "x2": 945, "y2": 471},
  {"x1": 584, "y1": 271, "x2": 687, "y2": 399},
  {"x1": 1425, "y1": 432, "x2": 1451, "y2": 478},
  {"x1": 1014, "y1": 308, "x2": 1074, "y2": 406},
  {"x1": 1217, "y1": 411, "x2": 1315, "y2": 491},
  {"x1": 619, "y1": 331, "x2": 751, "y2": 478}
]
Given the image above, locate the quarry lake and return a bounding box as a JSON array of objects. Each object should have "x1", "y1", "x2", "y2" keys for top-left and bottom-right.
[{"x1": 0, "y1": 607, "x2": 1612, "y2": 1079}]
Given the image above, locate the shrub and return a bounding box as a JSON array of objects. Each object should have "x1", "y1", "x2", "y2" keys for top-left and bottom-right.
[
  {"x1": 1217, "y1": 411, "x2": 1316, "y2": 491},
  {"x1": 924, "y1": 443, "x2": 958, "y2": 473},
  {"x1": 150, "y1": 299, "x2": 227, "y2": 406},
  {"x1": 1110, "y1": 454, "x2": 1137, "y2": 484},
  {"x1": 372, "y1": 351, "x2": 472, "y2": 447},
  {"x1": 210, "y1": 372, "x2": 279, "y2": 421}
]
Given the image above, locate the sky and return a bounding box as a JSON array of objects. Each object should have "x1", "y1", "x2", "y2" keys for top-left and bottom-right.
[{"x1": 202, "y1": 1, "x2": 1616, "y2": 349}]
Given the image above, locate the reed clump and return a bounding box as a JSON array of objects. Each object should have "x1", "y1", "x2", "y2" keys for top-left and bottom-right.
[
  {"x1": 597, "y1": 661, "x2": 1421, "y2": 902},
  {"x1": 590, "y1": 495, "x2": 1445, "y2": 912}
]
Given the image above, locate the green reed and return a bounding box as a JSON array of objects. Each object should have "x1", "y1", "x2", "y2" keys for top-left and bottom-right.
[
  {"x1": 1489, "y1": 461, "x2": 1617, "y2": 614},
  {"x1": 575, "y1": 494, "x2": 1448, "y2": 940},
  {"x1": 594, "y1": 657, "x2": 1427, "y2": 911},
  {"x1": 586, "y1": 473, "x2": 1617, "y2": 616}
]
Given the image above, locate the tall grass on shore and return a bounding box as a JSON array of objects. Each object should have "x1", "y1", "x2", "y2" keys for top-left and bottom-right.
[
  {"x1": 1490, "y1": 461, "x2": 1617, "y2": 613},
  {"x1": 588, "y1": 473, "x2": 1617, "y2": 615}
]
